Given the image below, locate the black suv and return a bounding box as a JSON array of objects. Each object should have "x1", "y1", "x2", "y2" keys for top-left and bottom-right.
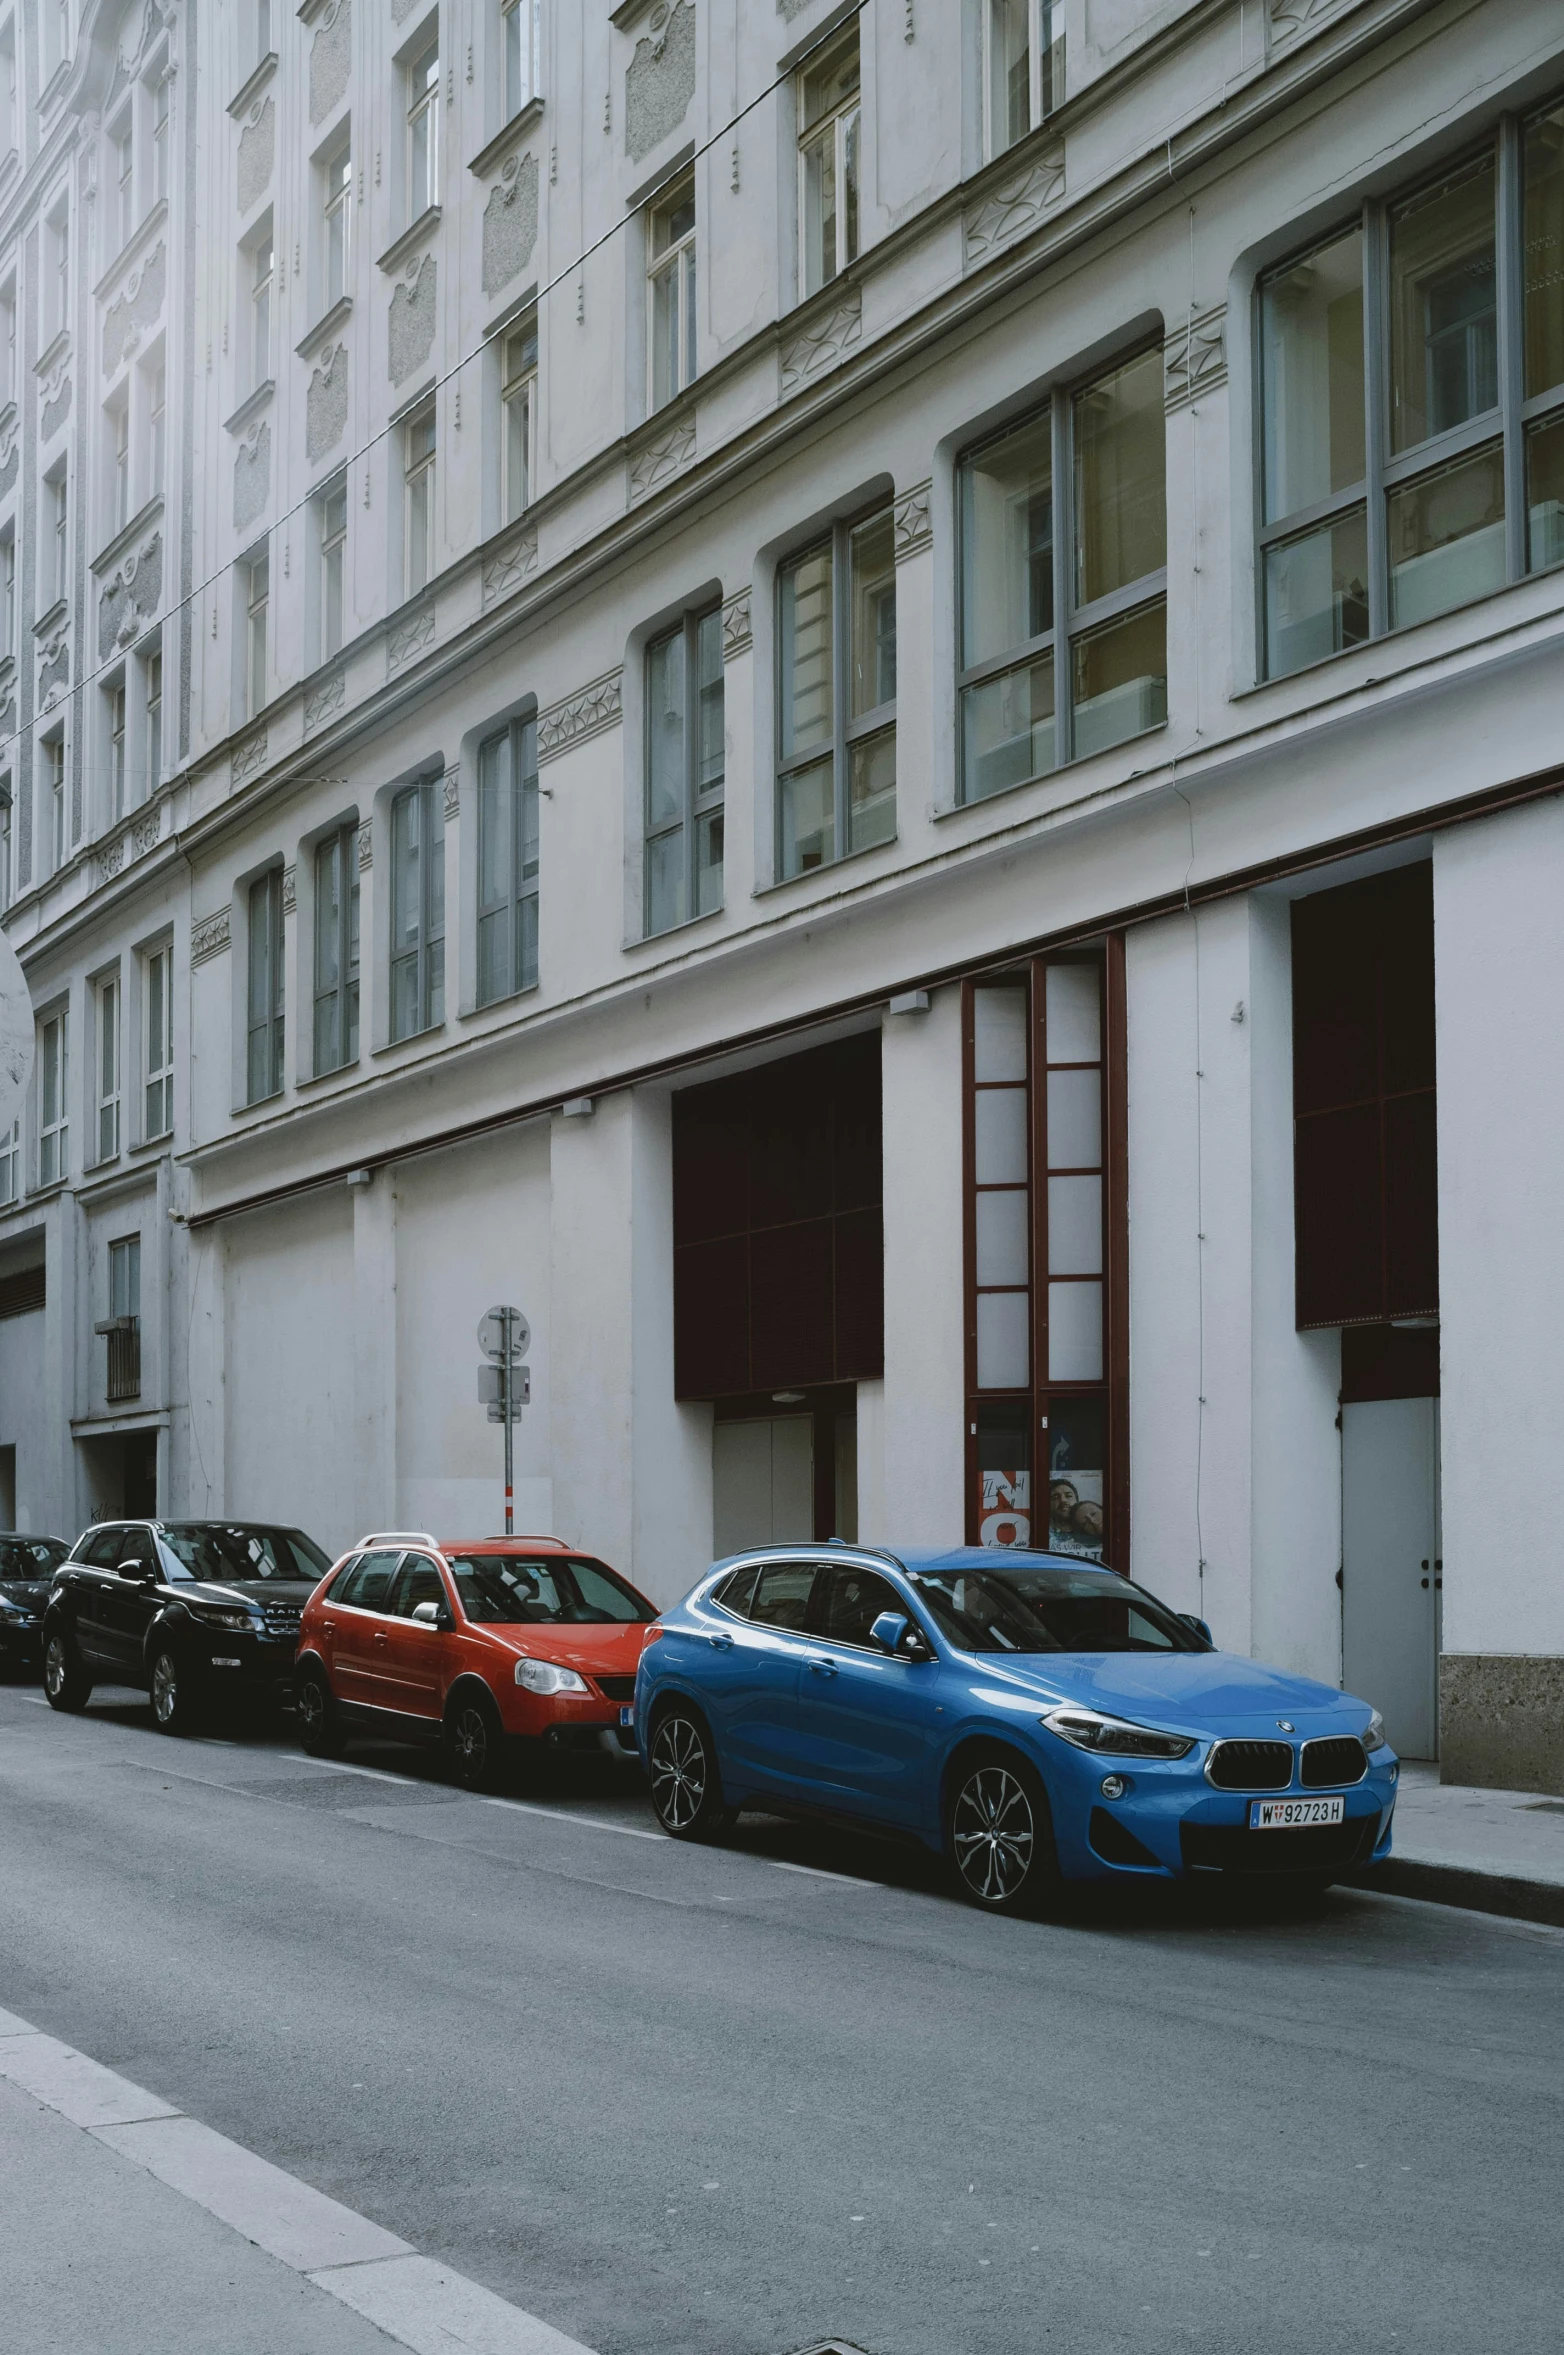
[
  {"x1": 0, "y1": 1536, "x2": 71, "y2": 1676},
  {"x1": 41, "y1": 1520, "x2": 332, "y2": 1734}
]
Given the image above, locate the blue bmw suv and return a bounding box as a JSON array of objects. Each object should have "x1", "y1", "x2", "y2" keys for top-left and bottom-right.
[{"x1": 634, "y1": 1545, "x2": 1398, "y2": 1911}]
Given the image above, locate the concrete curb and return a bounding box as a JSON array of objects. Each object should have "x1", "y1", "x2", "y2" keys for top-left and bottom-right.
[{"x1": 1347, "y1": 1858, "x2": 1564, "y2": 1929}]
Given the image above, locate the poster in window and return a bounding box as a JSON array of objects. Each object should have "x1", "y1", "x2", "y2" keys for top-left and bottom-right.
[
  {"x1": 980, "y1": 1467, "x2": 1030, "y2": 1549},
  {"x1": 1047, "y1": 1394, "x2": 1105, "y2": 1559}
]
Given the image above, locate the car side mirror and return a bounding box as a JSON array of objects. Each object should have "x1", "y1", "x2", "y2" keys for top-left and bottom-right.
[
  {"x1": 870, "y1": 1609, "x2": 932, "y2": 1662},
  {"x1": 1178, "y1": 1612, "x2": 1214, "y2": 1648},
  {"x1": 118, "y1": 1559, "x2": 156, "y2": 1586},
  {"x1": 412, "y1": 1599, "x2": 452, "y2": 1631}
]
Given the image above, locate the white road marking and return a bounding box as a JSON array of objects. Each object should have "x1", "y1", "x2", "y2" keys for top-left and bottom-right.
[
  {"x1": 0, "y1": 2009, "x2": 599, "y2": 2355},
  {"x1": 482, "y1": 1796, "x2": 663, "y2": 1841},
  {"x1": 769, "y1": 1858, "x2": 880, "y2": 1888}
]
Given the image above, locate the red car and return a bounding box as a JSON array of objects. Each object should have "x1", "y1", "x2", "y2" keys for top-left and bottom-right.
[{"x1": 294, "y1": 1532, "x2": 659, "y2": 1790}]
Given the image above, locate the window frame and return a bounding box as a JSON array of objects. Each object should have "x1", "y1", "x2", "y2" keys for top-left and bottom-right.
[
  {"x1": 46, "y1": 465, "x2": 68, "y2": 605},
  {"x1": 501, "y1": 317, "x2": 537, "y2": 523},
  {"x1": 244, "y1": 547, "x2": 269, "y2": 718},
  {"x1": 94, "y1": 972, "x2": 120, "y2": 1165},
  {"x1": 109, "y1": 107, "x2": 134, "y2": 255},
  {"x1": 647, "y1": 173, "x2": 696, "y2": 412},
  {"x1": 406, "y1": 38, "x2": 440, "y2": 224},
  {"x1": 245, "y1": 867, "x2": 285, "y2": 1106},
  {"x1": 36, "y1": 1005, "x2": 68, "y2": 1188},
  {"x1": 475, "y1": 715, "x2": 540, "y2": 1008},
  {"x1": 143, "y1": 942, "x2": 173, "y2": 1141},
  {"x1": 798, "y1": 30, "x2": 861, "y2": 298},
  {"x1": 1255, "y1": 105, "x2": 1564, "y2": 681},
  {"x1": 45, "y1": 731, "x2": 66, "y2": 871},
  {"x1": 106, "y1": 674, "x2": 127, "y2": 821},
  {"x1": 312, "y1": 820, "x2": 360, "y2": 1076},
  {"x1": 318, "y1": 472, "x2": 348, "y2": 658},
  {"x1": 322, "y1": 135, "x2": 352, "y2": 312},
  {"x1": 249, "y1": 230, "x2": 274, "y2": 392},
  {"x1": 141, "y1": 642, "x2": 162, "y2": 795},
  {"x1": 984, "y1": 0, "x2": 1064, "y2": 162},
  {"x1": 775, "y1": 503, "x2": 898, "y2": 881},
  {"x1": 403, "y1": 399, "x2": 436, "y2": 595},
  {"x1": 643, "y1": 605, "x2": 724, "y2": 937},
  {"x1": 501, "y1": 0, "x2": 540, "y2": 124},
  {"x1": 955, "y1": 344, "x2": 1169, "y2": 805},
  {"x1": 388, "y1": 776, "x2": 445, "y2": 1043}
]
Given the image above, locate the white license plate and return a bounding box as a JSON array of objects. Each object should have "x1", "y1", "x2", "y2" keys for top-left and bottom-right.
[
  {"x1": 1249, "y1": 1794, "x2": 1345, "y2": 1830},
  {"x1": 619, "y1": 1705, "x2": 635, "y2": 1729}
]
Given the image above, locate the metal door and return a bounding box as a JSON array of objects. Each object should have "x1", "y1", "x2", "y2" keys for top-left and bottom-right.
[{"x1": 1342, "y1": 1398, "x2": 1441, "y2": 1758}]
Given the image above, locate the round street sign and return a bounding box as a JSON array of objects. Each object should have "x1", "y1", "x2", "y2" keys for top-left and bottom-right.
[{"x1": 478, "y1": 1306, "x2": 530, "y2": 1361}]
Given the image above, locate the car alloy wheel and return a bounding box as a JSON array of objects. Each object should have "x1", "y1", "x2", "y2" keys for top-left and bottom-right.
[
  {"x1": 43, "y1": 1632, "x2": 91, "y2": 1714},
  {"x1": 448, "y1": 1692, "x2": 503, "y2": 1792},
  {"x1": 950, "y1": 1758, "x2": 1048, "y2": 1912},
  {"x1": 648, "y1": 1708, "x2": 732, "y2": 1841},
  {"x1": 151, "y1": 1649, "x2": 191, "y2": 1736},
  {"x1": 296, "y1": 1669, "x2": 344, "y2": 1758}
]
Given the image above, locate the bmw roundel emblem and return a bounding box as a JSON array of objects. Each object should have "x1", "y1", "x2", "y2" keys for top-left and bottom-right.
[{"x1": 1277, "y1": 1719, "x2": 1296, "y2": 1733}]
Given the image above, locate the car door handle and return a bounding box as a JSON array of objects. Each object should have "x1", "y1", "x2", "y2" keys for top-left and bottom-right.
[
  {"x1": 321, "y1": 1620, "x2": 336, "y2": 1635},
  {"x1": 808, "y1": 1657, "x2": 837, "y2": 1678},
  {"x1": 373, "y1": 1630, "x2": 389, "y2": 1644},
  {"x1": 707, "y1": 1632, "x2": 734, "y2": 1651}
]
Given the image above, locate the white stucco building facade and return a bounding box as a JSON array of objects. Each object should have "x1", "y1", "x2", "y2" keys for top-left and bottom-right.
[{"x1": 1, "y1": 0, "x2": 1562, "y2": 1789}]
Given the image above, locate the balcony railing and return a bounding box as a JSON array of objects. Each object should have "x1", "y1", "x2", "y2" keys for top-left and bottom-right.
[{"x1": 96, "y1": 1315, "x2": 141, "y2": 1402}]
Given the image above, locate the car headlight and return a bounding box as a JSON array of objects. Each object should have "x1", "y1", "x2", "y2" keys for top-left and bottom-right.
[
  {"x1": 197, "y1": 1609, "x2": 256, "y2": 1633},
  {"x1": 514, "y1": 1658, "x2": 589, "y2": 1695},
  {"x1": 1360, "y1": 1709, "x2": 1387, "y2": 1753},
  {"x1": 1041, "y1": 1704, "x2": 1196, "y2": 1760}
]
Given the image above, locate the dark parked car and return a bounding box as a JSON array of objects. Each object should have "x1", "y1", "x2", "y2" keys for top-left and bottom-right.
[
  {"x1": 41, "y1": 1520, "x2": 332, "y2": 1734},
  {"x1": 0, "y1": 1536, "x2": 71, "y2": 1676}
]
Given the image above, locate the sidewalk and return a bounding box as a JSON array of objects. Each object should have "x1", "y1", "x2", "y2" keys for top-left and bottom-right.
[{"x1": 1352, "y1": 1761, "x2": 1564, "y2": 1927}]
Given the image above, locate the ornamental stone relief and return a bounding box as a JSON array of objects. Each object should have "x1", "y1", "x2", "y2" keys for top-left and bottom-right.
[
  {"x1": 97, "y1": 530, "x2": 164, "y2": 661},
  {"x1": 780, "y1": 287, "x2": 862, "y2": 395},
  {"x1": 625, "y1": 2, "x2": 696, "y2": 165},
  {"x1": 387, "y1": 602, "x2": 435, "y2": 668},
  {"x1": 721, "y1": 588, "x2": 752, "y2": 659},
  {"x1": 481, "y1": 523, "x2": 539, "y2": 606},
  {"x1": 306, "y1": 342, "x2": 349, "y2": 463},
  {"x1": 38, "y1": 636, "x2": 69, "y2": 707},
  {"x1": 237, "y1": 96, "x2": 276, "y2": 215},
  {"x1": 40, "y1": 371, "x2": 72, "y2": 441},
  {"x1": 310, "y1": 0, "x2": 351, "y2": 126},
  {"x1": 537, "y1": 669, "x2": 623, "y2": 765},
  {"x1": 232, "y1": 728, "x2": 269, "y2": 785},
  {"x1": 629, "y1": 413, "x2": 694, "y2": 501},
  {"x1": 131, "y1": 802, "x2": 162, "y2": 860},
  {"x1": 304, "y1": 667, "x2": 346, "y2": 732},
  {"x1": 191, "y1": 909, "x2": 231, "y2": 966},
  {"x1": 481, "y1": 150, "x2": 540, "y2": 297},
  {"x1": 389, "y1": 254, "x2": 438, "y2": 386},
  {"x1": 234, "y1": 422, "x2": 271, "y2": 531},
  {"x1": 893, "y1": 481, "x2": 932, "y2": 560},
  {"x1": 963, "y1": 149, "x2": 1066, "y2": 264},
  {"x1": 103, "y1": 244, "x2": 166, "y2": 376},
  {"x1": 1164, "y1": 304, "x2": 1227, "y2": 412}
]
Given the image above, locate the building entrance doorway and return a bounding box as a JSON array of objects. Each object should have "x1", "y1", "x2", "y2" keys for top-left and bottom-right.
[
  {"x1": 1342, "y1": 1394, "x2": 1441, "y2": 1760},
  {"x1": 712, "y1": 1391, "x2": 858, "y2": 1555},
  {"x1": 79, "y1": 1429, "x2": 159, "y2": 1525}
]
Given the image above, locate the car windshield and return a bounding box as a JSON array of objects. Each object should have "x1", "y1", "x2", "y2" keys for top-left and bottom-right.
[
  {"x1": 160, "y1": 1526, "x2": 330, "y2": 1584},
  {"x1": 905, "y1": 1562, "x2": 1203, "y2": 1655},
  {"x1": 0, "y1": 1538, "x2": 68, "y2": 1578},
  {"x1": 445, "y1": 1555, "x2": 654, "y2": 1626}
]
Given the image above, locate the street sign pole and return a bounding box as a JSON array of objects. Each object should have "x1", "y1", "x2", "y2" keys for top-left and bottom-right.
[
  {"x1": 478, "y1": 1307, "x2": 530, "y2": 1539},
  {"x1": 502, "y1": 1305, "x2": 514, "y2": 1535}
]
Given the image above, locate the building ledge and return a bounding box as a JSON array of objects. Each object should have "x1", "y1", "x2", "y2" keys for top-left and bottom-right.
[
  {"x1": 31, "y1": 596, "x2": 66, "y2": 641},
  {"x1": 228, "y1": 51, "x2": 279, "y2": 119},
  {"x1": 91, "y1": 493, "x2": 165, "y2": 579},
  {"x1": 34, "y1": 327, "x2": 70, "y2": 381},
  {"x1": 94, "y1": 199, "x2": 170, "y2": 300},
  {"x1": 377, "y1": 205, "x2": 441, "y2": 278},
  {"x1": 296, "y1": 296, "x2": 352, "y2": 363},
  {"x1": 223, "y1": 379, "x2": 275, "y2": 436},
  {"x1": 468, "y1": 98, "x2": 544, "y2": 181},
  {"x1": 70, "y1": 1405, "x2": 170, "y2": 1437}
]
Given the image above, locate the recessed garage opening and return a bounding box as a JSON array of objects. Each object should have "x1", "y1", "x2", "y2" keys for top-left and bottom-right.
[{"x1": 673, "y1": 1034, "x2": 881, "y2": 1554}]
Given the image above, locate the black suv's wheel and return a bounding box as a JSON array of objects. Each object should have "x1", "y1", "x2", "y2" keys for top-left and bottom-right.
[
  {"x1": 296, "y1": 1665, "x2": 345, "y2": 1758},
  {"x1": 446, "y1": 1689, "x2": 504, "y2": 1792},
  {"x1": 945, "y1": 1746, "x2": 1059, "y2": 1915},
  {"x1": 150, "y1": 1647, "x2": 201, "y2": 1737},
  {"x1": 648, "y1": 1705, "x2": 733, "y2": 1841},
  {"x1": 42, "y1": 1630, "x2": 92, "y2": 1714}
]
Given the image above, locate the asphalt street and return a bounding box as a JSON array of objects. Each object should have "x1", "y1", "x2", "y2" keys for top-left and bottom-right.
[{"x1": 0, "y1": 1678, "x2": 1560, "y2": 2355}]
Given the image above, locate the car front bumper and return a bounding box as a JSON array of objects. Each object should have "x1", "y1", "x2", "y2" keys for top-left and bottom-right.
[{"x1": 1038, "y1": 1742, "x2": 1400, "y2": 1882}]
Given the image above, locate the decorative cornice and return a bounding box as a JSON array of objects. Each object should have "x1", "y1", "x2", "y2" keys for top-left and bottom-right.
[
  {"x1": 629, "y1": 409, "x2": 695, "y2": 502},
  {"x1": 893, "y1": 480, "x2": 932, "y2": 561},
  {"x1": 1269, "y1": 0, "x2": 1352, "y2": 43},
  {"x1": 442, "y1": 767, "x2": 460, "y2": 820},
  {"x1": 92, "y1": 199, "x2": 170, "y2": 305},
  {"x1": 387, "y1": 600, "x2": 435, "y2": 670},
  {"x1": 90, "y1": 492, "x2": 165, "y2": 578},
  {"x1": 537, "y1": 668, "x2": 623, "y2": 765},
  {"x1": 131, "y1": 801, "x2": 162, "y2": 861},
  {"x1": 1164, "y1": 303, "x2": 1227, "y2": 412},
  {"x1": 721, "y1": 587, "x2": 752, "y2": 660},
  {"x1": 223, "y1": 379, "x2": 276, "y2": 437},
  {"x1": 227, "y1": 52, "x2": 280, "y2": 121},
  {"x1": 356, "y1": 821, "x2": 372, "y2": 870},
  {"x1": 377, "y1": 205, "x2": 442, "y2": 279},
  {"x1": 481, "y1": 521, "x2": 539, "y2": 606},
  {"x1": 963, "y1": 146, "x2": 1066, "y2": 263},
  {"x1": 303, "y1": 665, "x2": 346, "y2": 731},
  {"x1": 33, "y1": 327, "x2": 70, "y2": 383},
  {"x1": 779, "y1": 286, "x2": 862, "y2": 396},
  {"x1": 191, "y1": 909, "x2": 231, "y2": 966},
  {"x1": 468, "y1": 97, "x2": 545, "y2": 182},
  {"x1": 232, "y1": 728, "x2": 269, "y2": 786},
  {"x1": 295, "y1": 296, "x2": 352, "y2": 364}
]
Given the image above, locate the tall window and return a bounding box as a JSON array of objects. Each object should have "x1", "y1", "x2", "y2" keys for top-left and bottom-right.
[
  {"x1": 250, "y1": 234, "x2": 274, "y2": 388},
  {"x1": 107, "y1": 679, "x2": 127, "y2": 820},
  {"x1": 404, "y1": 401, "x2": 436, "y2": 594},
  {"x1": 111, "y1": 113, "x2": 134, "y2": 252},
  {"x1": 47, "y1": 468, "x2": 68, "y2": 603},
  {"x1": 799, "y1": 31, "x2": 859, "y2": 298},
  {"x1": 964, "y1": 955, "x2": 1124, "y2": 1560},
  {"x1": 143, "y1": 944, "x2": 172, "y2": 1138},
  {"x1": 502, "y1": 318, "x2": 537, "y2": 522},
  {"x1": 312, "y1": 822, "x2": 360, "y2": 1073},
  {"x1": 148, "y1": 361, "x2": 166, "y2": 495},
  {"x1": 645, "y1": 609, "x2": 723, "y2": 935},
  {"x1": 0, "y1": 1118, "x2": 16, "y2": 1205},
  {"x1": 476, "y1": 718, "x2": 539, "y2": 1005},
  {"x1": 151, "y1": 69, "x2": 169, "y2": 202},
  {"x1": 256, "y1": 0, "x2": 272, "y2": 66},
  {"x1": 648, "y1": 175, "x2": 695, "y2": 411},
  {"x1": 323, "y1": 140, "x2": 352, "y2": 309},
  {"x1": 245, "y1": 549, "x2": 269, "y2": 717},
  {"x1": 319, "y1": 475, "x2": 347, "y2": 657},
  {"x1": 246, "y1": 869, "x2": 284, "y2": 1103},
  {"x1": 1259, "y1": 100, "x2": 1564, "y2": 680},
  {"x1": 777, "y1": 506, "x2": 896, "y2": 878},
  {"x1": 389, "y1": 778, "x2": 444, "y2": 1040},
  {"x1": 142, "y1": 644, "x2": 162, "y2": 793},
  {"x1": 95, "y1": 974, "x2": 119, "y2": 1163},
  {"x1": 109, "y1": 393, "x2": 130, "y2": 532},
  {"x1": 1, "y1": 530, "x2": 15, "y2": 655},
  {"x1": 502, "y1": 0, "x2": 540, "y2": 121},
  {"x1": 957, "y1": 346, "x2": 1166, "y2": 803},
  {"x1": 37, "y1": 1008, "x2": 67, "y2": 1186},
  {"x1": 46, "y1": 734, "x2": 66, "y2": 869},
  {"x1": 407, "y1": 40, "x2": 440, "y2": 221},
  {"x1": 986, "y1": 1, "x2": 1063, "y2": 157},
  {"x1": 106, "y1": 1234, "x2": 141, "y2": 1401},
  {"x1": 47, "y1": 204, "x2": 68, "y2": 339}
]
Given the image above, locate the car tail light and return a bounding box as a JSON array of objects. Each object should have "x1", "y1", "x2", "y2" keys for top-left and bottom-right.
[{"x1": 641, "y1": 1623, "x2": 663, "y2": 1646}]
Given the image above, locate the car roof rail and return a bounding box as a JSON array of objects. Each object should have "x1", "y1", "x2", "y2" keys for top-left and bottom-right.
[
  {"x1": 478, "y1": 1532, "x2": 572, "y2": 1546},
  {"x1": 357, "y1": 1530, "x2": 443, "y2": 1551}
]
